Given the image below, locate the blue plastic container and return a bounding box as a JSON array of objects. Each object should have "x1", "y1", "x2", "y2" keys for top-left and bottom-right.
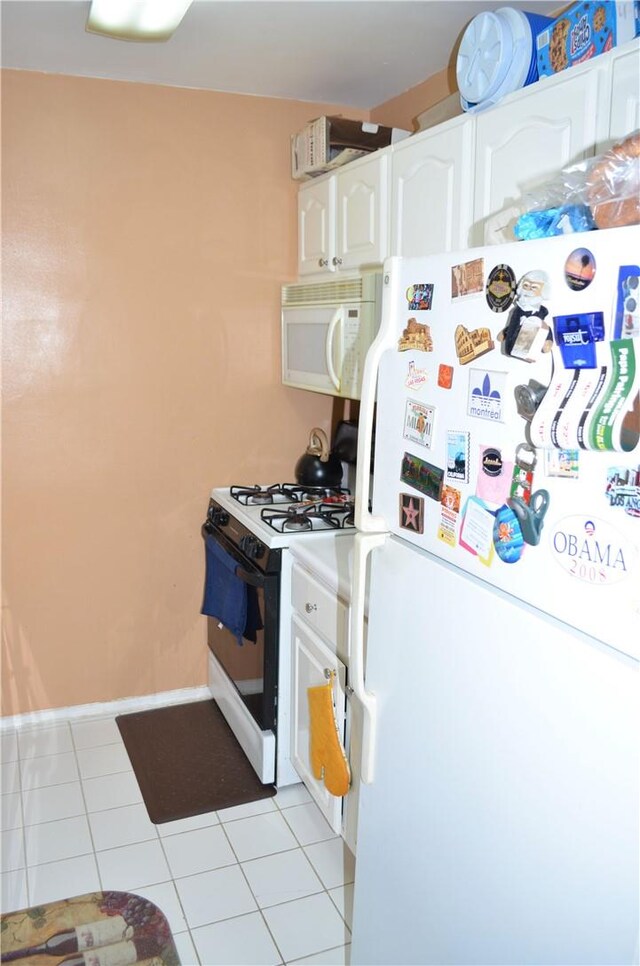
[{"x1": 457, "y1": 7, "x2": 554, "y2": 112}]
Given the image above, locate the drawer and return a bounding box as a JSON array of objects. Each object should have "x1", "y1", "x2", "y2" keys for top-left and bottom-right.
[{"x1": 291, "y1": 563, "x2": 349, "y2": 661}]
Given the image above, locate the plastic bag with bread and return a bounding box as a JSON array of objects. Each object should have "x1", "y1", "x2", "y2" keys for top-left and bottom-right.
[
  {"x1": 586, "y1": 131, "x2": 640, "y2": 229},
  {"x1": 509, "y1": 130, "x2": 640, "y2": 240}
]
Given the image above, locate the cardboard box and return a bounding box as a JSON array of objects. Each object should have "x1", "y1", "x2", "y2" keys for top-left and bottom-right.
[
  {"x1": 416, "y1": 93, "x2": 463, "y2": 133},
  {"x1": 536, "y1": 1, "x2": 640, "y2": 77},
  {"x1": 291, "y1": 116, "x2": 410, "y2": 181}
]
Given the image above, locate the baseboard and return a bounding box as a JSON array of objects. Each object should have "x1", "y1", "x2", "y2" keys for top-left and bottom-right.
[{"x1": 0, "y1": 685, "x2": 212, "y2": 734}]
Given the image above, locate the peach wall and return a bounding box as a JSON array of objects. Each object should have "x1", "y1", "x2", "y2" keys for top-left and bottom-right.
[
  {"x1": 1, "y1": 69, "x2": 367, "y2": 716},
  {"x1": 370, "y1": 66, "x2": 456, "y2": 131}
]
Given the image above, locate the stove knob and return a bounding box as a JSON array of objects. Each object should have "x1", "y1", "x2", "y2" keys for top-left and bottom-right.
[
  {"x1": 209, "y1": 506, "x2": 229, "y2": 527},
  {"x1": 240, "y1": 535, "x2": 265, "y2": 560}
]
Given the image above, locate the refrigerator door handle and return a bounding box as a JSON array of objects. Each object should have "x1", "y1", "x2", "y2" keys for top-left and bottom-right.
[
  {"x1": 325, "y1": 307, "x2": 342, "y2": 391},
  {"x1": 350, "y1": 530, "x2": 386, "y2": 784},
  {"x1": 355, "y1": 258, "x2": 402, "y2": 532}
]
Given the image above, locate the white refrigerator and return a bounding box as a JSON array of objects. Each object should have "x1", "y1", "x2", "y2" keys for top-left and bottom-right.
[{"x1": 348, "y1": 226, "x2": 639, "y2": 965}]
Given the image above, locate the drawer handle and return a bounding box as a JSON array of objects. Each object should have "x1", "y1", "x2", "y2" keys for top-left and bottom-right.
[{"x1": 305, "y1": 602, "x2": 317, "y2": 614}]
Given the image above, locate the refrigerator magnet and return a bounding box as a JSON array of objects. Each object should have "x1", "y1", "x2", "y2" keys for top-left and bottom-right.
[
  {"x1": 507, "y1": 489, "x2": 550, "y2": 546},
  {"x1": 398, "y1": 318, "x2": 433, "y2": 353},
  {"x1": 451, "y1": 257, "x2": 484, "y2": 301},
  {"x1": 564, "y1": 248, "x2": 596, "y2": 291},
  {"x1": 437, "y1": 508, "x2": 457, "y2": 547},
  {"x1": 486, "y1": 264, "x2": 516, "y2": 312},
  {"x1": 550, "y1": 515, "x2": 634, "y2": 586},
  {"x1": 553, "y1": 312, "x2": 605, "y2": 369},
  {"x1": 588, "y1": 340, "x2": 639, "y2": 451},
  {"x1": 514, "y1": 378, "x2": 548, "y2": 421},
  {"x1": 399, "y1": 493, "x2": 425, "y2": 533},
  {"x1": 406, "y1": 284, "x2": 434, "y2": 311},
  {"x1": 497, "y1": 270, "x2": 552, "y2": 362},
  {"x1": 438, "y1": 486, "x2": 461, "y2": 547},
  {"x1": 446, "y1": 431, "x2": 470, "y2": 482},
  {"x1": 455, "y1": 324, "x2": 495, "y2": 365},
  {"x1": 441, "y1": 484, "x2": 461, "y2": 514},
  {"x1": 545, "y1": 449, "x2": 580, "y2": 478},
  {"x1": 606, "y1": 466, "x2": 640, "y2": 517},
  {"x1": 437, "y1": 364, "x2": 454, "y2": 389},
  {"x1": 400, "y1": 452, "x2": 444, "y2": 501},
  {"x1": 493, "y1": 504, "x2": 525, "y2": 563},
  {"x1": 613, "y1": 265, "x2": 640, "y2": 339},
  {"x1": 510, "y1": 443, "x2": 537, "y2": 504},
  {"x1": 459, "y1": 496, "x2": 495, "y2": 566},
  {"x1": 403, "y1": 400, "x2": 435, "y2": 449},
  {"x1": 467, "y1": 370, "x2": 507, "y2": 422},
  {"x1": 405, "y1": 360, "x2": 428, "y2": 391},
  {"x1": 476, "y1": 446, "x2": 514, "y2": 506}
]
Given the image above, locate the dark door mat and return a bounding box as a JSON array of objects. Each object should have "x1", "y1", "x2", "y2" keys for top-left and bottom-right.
[{"x1": 116, "y1": 699, "x2": 276, "y2": 825}]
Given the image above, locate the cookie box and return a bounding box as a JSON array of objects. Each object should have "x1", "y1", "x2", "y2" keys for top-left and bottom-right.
[{"x1": 536, "y1": 1, "x2": 640, "y2": 77}]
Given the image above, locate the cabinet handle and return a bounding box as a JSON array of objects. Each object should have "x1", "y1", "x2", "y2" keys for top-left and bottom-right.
[
  {"x1": 332, "y1": 256, "x2": 343, "y2": 267},
  {"x1": 305, "y1": 602, "x2": 317, "y2": 613},
  {"x1": 318, "y1": 258, "x2": 328, "y2": 268}
]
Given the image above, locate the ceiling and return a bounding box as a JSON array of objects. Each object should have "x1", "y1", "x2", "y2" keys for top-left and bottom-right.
[{"x1": 1, "y1": 0, "x2": 559, "y2": 109}]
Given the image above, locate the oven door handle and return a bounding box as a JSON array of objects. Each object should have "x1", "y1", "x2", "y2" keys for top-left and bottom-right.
[
  {"x1": 201, "y1": 524, "x2": 266, "y2": 589},
  {"x1": 236, "y1": 568, "x2": 265, "y2": 589}
]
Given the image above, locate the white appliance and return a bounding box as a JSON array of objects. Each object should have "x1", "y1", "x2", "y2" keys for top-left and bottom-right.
[
  {"x1": 202, "y1": 484, "x2": 355, "y2": 787},
  {"x1": 348, "y1": 227, "x2": 640, "y2": 964},
  {"x1": 281, "y1": 272, "x2": 381, "y2": 398}
]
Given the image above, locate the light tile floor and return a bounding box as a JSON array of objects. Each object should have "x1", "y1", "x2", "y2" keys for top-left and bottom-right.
[{"x1": 0, "y1": 716, "x2": 355, "y2": 965}]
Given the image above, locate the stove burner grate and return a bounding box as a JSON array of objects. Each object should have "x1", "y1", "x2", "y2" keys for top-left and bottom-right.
[
  {"x1": 230, "y1": 483, "x2": 351, "y2": 508},
  {"x1": 261, "y1": 500, "x2": 355, "y2": 534},
  {"x1": 230, "y1": 484, "x2": 296, "y2": 506},
  {"x1": 283, "y1": 484, "x2": 352, "y2": 504}
]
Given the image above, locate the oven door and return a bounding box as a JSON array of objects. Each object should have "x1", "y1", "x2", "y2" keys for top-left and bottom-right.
[{"x1": 202, "y1": 525, "x2": 279, "y2": 734}]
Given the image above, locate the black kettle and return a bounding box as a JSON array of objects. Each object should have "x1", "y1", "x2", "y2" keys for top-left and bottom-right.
[{"x1": 295, "y1": 428, "x2": 343, "y2": 488}]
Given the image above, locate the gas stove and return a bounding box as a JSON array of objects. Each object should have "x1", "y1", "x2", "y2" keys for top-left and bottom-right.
[
  {"x1": 208, "y1": 483, "x2": 355, "y2": 555},
  {"x1": 202, "y1": 482, "x2": 356, "y2": 786}
]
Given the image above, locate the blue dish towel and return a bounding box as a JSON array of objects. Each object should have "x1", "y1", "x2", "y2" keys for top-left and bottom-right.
[{"x1": 201, "y1": 534, "x2": 247, "y2": 644}]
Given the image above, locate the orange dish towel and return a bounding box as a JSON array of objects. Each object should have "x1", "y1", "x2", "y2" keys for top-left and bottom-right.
[{"x1": 307, "y1": 672, "x2": 351, "y2": 797}]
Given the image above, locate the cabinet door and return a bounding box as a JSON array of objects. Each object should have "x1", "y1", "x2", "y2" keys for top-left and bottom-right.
[
  {"x1": 298, "y1": 177, "x2": 336, "y2": 276},
  {"x1": 291, "y1": 614, "x2": 347, "y2": 833},
  {"x1": 472, "y1": 69, "x2": 601, "y2": 245},
  {"x1": 336, "y1": 153, "x2": 388, "y2": 272},
  {"x1": 607, "y1": 42, "x2": 640, "y2": 146},
  {"x1": 391, "y1": 116, "x2": 475, "y2": 257}
]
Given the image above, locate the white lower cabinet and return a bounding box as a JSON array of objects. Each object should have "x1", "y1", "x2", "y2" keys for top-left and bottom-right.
[{"x1": 291, "y1": 613, "x2": 347, "y2": 834}]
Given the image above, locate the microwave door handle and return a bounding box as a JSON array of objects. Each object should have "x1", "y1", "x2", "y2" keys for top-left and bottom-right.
[{"x1": 325, "y1": 307, "x2": 342, "y2": 391}]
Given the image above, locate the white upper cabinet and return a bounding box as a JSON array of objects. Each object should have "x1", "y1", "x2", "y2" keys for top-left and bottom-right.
[
  {"x1": 298, "y1": 176, "x2": 336, "y2": 276},
  {"x1": 605, "y1": 42, "x2": 640, "y2": 147},
  {"x1": 336, "y1": 152, "x2": 389, "y2": 272},
  {"x1": 390, "y1": 115, "x2": 475, "y2": 257},
  {"x1": 296, "y1": 39, "x2": 638, "y2": 269},
  {"x1": 297, "y1": 152, "x2": 389, "y2": 276},
  {"x1": 471, "y1": 66, "x2": 602, "y2": 245}
]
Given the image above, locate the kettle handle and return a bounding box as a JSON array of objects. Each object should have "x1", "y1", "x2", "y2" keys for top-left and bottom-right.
[{"x1": 307, "y1": 427, "x2": 330, "y2": 462}]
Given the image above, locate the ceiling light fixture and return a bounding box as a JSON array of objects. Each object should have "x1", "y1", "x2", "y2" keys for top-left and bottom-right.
[{"x1": 86, "y1": 0, "x2": 193, "y2": 42}]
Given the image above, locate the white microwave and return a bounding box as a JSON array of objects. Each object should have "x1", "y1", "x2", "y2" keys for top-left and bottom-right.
[{"x1": 281, "y1": 272, "x2": 382, "y2": 399}]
